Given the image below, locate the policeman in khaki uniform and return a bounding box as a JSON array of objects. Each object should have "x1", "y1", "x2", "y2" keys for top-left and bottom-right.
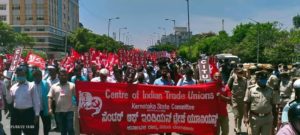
[
  {"x1": 247, "y1": 65, "x2": 257, "y2": 86},
  {"x1": 279, "y1": 72, "x2": 293, "y2": 107},
  {"x1": 227, "y1": 67, "x2": 247, "y2": 132},
  {"x1": 244, "y1": 70, "x2": 280, "y2": 135}
]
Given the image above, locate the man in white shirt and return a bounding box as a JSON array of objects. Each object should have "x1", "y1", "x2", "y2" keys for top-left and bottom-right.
[
  {"x1": 91, "y1": 68, "x2": 115, "y2": 83},
  {"x1": 45, "y1": 65, "x2": 60, "y2": 131},
  {"x1": 48, "y1": 69, "x2": 75, "y2": 135},
  {"x1": 6, "y1": 66, "x2": 40, "y2": 135},
  {"x1": 177, "y1": 68, "x2": 197, "y2": 86}
]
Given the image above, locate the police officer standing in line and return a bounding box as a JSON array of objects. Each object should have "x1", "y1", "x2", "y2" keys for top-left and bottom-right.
[
  {"x1": 243, "y1": 70, "x2": 280, "y2": 135},
  {"x1": 247, "y1": 65, "x2": 257, "y2": 86},
  {"x1": 265, "y1": 65, "x2": 281, "y2": 134},
  {"x1": 279, "y1": 72, "x2": 294, "y2": 108},
  {"x1": 227, "y1": 67, "x2": 247, "y2": 133}
]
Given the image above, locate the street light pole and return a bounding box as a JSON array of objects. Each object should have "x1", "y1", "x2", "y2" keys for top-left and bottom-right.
[
  {"x1": 119, "y1": 27, "x2": 127, "y2": 42},
  {"x1": 153, "y1": 32, "x2": 160, "y2": 45},
  {"x1": 158, "y1": 27, "x2": 166, "y2": 36},
  {"x1": 165, "y1": 18, "x2": 177, "y2": 47},
  {"x1": 186, "y1": 0, "x2": 191, "y2": 58},
  {"x1": 249, "y1": 18, "x2": 260, "y2": 64},
  {"x1": 64, "y1": 34, "x2": 68, "y2": 56},
  {"x1": 107, "y1": 17, "x2": 120, "y2": 38}
]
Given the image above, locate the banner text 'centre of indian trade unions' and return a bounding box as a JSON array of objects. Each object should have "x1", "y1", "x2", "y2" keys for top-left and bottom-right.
[{"x1": 76, "y1": 82, "x2": 220, "y2": 135}]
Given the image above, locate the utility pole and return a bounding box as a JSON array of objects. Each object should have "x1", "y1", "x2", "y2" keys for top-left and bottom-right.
[
  {"x1": 249, "y1": 18, "x2": 260, "y2": 64},
  {"x1": 186, "y1": 0, "x2": 191, "y2": 59},
  {"x1": 222, "y1": 19, "x2": 224, "y2": 31}
]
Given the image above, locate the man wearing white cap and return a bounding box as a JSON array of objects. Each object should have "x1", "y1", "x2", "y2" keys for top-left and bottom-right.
[
  {"x1": 45, "y1": 65, "x2": 60, "y2": 131},
  {"x1": 91, "y1": 68, "x2": 115, "y2": 83},
  {"x1": 46, "y1": 65, "x2": 59, "y2": 87}
]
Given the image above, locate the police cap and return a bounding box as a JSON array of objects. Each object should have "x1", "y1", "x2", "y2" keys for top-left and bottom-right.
[
  {"x1": 255, "y1": 70, "x2": 268, "y2": 78},
  {"x1": 280, "y1": 72, "x2": 290, "y2": 77},
  {"x1": 235, "y1": 67, "x2": 244, "y2": 74},
  {"x1": 249, "y1": 65, "x2": 257, "y2": 70}
]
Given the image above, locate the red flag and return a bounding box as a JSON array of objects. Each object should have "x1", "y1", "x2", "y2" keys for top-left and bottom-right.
[
  {"x1": 0, "y1": 57, "x2": 3, "y2": 70},
  {"x1": 90, "y1": 48, "x2": 99, "y2": 60},
  {"x1": 209, "y1": 56, "x2": 219, "y2": 78},
  {"x1": 9, "y1": 48, "x2": 23, "y2": 72},
  {"x1": 62, "y1": 56, "x2": 75, "y2": 73},
  {"x1": 83, "y1": 52, "x2": 90, "y2": 68},
  {"x1": 71, "y1": 48, "x2": 80, "y2": 59},
  {"x1": 26, "y1": 52, "x2": 46, "y2": 69},
  {"x1": 5, "y1": 54, "x2": 13, "y2": 63}
]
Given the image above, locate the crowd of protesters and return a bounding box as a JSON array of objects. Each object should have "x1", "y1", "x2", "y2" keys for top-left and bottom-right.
[{"x1": 1, "y1": 55, "x2": 300, "y2": 135}]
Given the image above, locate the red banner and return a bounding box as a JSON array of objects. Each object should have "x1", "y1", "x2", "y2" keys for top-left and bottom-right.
[
  {"x1": 9, "y1": 48, "x2": 22, "y2": 72},
  {"x1": 76, "y1": 82, "x2": 219, "y2": 135},
  {"x1": 198, "y1": 58, "x2": 211, "y2": 81},
  {"x1": 0, "y1": 57, "x2": 3, "y2": 70}
]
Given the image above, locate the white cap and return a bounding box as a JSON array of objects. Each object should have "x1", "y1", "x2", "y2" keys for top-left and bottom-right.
[
  {"x1": 47, "y1": 65, "x2": 56, "y2": 69},
  {"x1": 127, "y1": 62, "x2": 132, "y2": 67},
  {"x1": 293, "y1": 79, "x2": 300, "y2": 89},
  {"x1": 99, "y1": 68, "x2": 109, "y2": 76}
]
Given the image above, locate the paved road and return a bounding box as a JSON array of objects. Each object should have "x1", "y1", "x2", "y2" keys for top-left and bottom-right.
[
  {"x1": 2, "y1": 112, "x2": 60, "y2": 135},
  {"x1": 1, "y1": 105, "x2": 245, "y2": 135}
]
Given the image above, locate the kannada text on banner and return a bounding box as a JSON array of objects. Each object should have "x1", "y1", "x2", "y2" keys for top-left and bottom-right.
[{"x1": 76, "y1": 82, "x2": 220, "y2": 135}]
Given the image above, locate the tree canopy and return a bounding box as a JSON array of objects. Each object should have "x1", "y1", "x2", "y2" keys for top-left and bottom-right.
[
  {"x1": 150, "y1": 21, "x2": 300, "y2": 64},
  {"x1": 0, "y1": 21, "x2": 35, "y2": 53},
  {"x1": 68, "y1": 28, "x2": 132, "y2": 53}
]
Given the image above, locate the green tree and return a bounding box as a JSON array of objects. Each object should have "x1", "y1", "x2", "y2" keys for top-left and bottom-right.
[
  {"x1": 68, "y1": 28, "x2": 124, "y2": 53},
  {"x1": 15, "y1": 33, "x2": 35, "y2": 49},
  {"x1": 0, "y1": 21, "x2": 16, "y2": 52},
  {"x1": 293, "y1": 14, "x2": 300, "y2": 28}
]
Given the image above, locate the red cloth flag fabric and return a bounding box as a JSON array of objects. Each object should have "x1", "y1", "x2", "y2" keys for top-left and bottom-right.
[
  {"x1": 5, "y1": 54, "x2": 13, "y2": 63},
  {"x1": 26, "y1": 52, "x2": 46, "y2": 69},
  {"x1": 61, "y1": 56, "x2": 75, "y2": 73},
  {"x1": 0, "y1": 57, "x2": 3, "y2": 70},
  {"x1": 90, "y1": 48, "x2": 98, "y2": 60},
  {"x1": 9, "y1": 48, "x2": 23, "y2": 72},
  {"x1": 209, "y1": 56, "x2": 219, "y2": 78},
  {"x1": 71, "y1": 48, "x2": 81, "y2": 60},
  {"x1": 82, "y1": 52, "x2": 90, "y2": 68}
]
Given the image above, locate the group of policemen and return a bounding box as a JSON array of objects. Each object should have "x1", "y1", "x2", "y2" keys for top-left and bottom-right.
[{"x1": 222, "y1": 63, "x2": 300, "y2": 135}]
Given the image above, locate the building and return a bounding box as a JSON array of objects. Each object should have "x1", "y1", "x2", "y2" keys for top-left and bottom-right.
[
  {"x1": 0, "y1": 0, "x2": 79, "y2": 54},
  {"x1": 160, "y1": 27, "x2": 192, "y2": 47},
  {"x1": 0, "y1": 0, "x2": 9, "y2": 23}
]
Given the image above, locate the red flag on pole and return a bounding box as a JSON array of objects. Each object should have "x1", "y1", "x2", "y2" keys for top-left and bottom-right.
[
  {"x1": 26, "y1": 52, "x2": 46, "y2": 69},
  {"x1": 71, "y1": 48, "x2": 81, "y2": 60},
  {"x1": 9, "y1": 48, "x2": 23, "y2": 72},
  {"x1": 5, "y1": 54, "x2": 13, "y2": 63},
  {"x1": 62, "y1": 56, "x2": 75, "y2": 73},
  {"x1": 209, "y1": 56, "x2": 219, "y2": 78},
  {"x1": 0, "y1": 57, "x2": 3, "y2": 70}
]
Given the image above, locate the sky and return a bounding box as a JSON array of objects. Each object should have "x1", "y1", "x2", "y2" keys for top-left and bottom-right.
[{"x1": 79, "y1": 0, "x2": 300, "y2": 49}]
